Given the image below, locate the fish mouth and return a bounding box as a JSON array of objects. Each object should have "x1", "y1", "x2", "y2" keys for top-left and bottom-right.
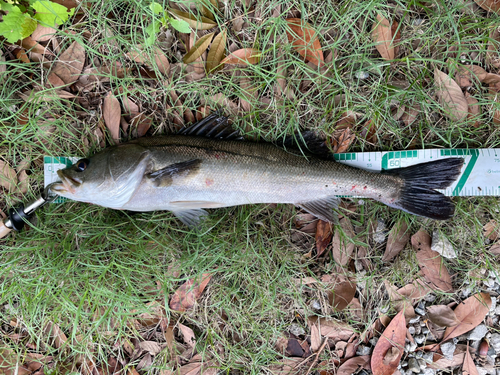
[{"x1": 53, "y1": 170, "x2": 82, "y2": 195}]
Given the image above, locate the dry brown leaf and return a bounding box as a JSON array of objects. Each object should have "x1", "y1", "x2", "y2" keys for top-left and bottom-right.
[
  {"x1": 46, "y1": 72, "x2": 66, "y2": 88},
  {"x1": 307, "y1": 316, "x2": 355, "y2": 342},
  {"x1": 486, "y1": 27, "x2": 500, "y2": 68},
  {"x1": 31, "y1": 24, "x2": 56, "y2": 42},
  {"x1": 239, "y1": 73, "x2": 256, "y2": 112},
  {"x1": 332, "y1": 218, "x2": 356, "y2": 266},
  {"x1": 103, "y1": 92, "x2": 121, "y2": 144},
  {"x1": 200, "y1": 93, "x2": 239, "y2": 115},
  {"x1": 400, "y1": 105, "x2": 420, "y2": 126},
  {"x1": 168, "y1": 8, "x2": 217, "y2": 30},
  {"x1": 391, "y1": 21, "x2": 402, "y2": 58},
  {"x1": 44, "y1": 321, "x2": 67, "y2": 349},
  {"x1": 183, "y1": 32, "x2": 214, "y2": 64},
  {"x1": 51, "y1": 41, "x2": 85, "y2": 85},
  {"x1": 15, "y1": 48, "x2": 29, "y2": 64},
  {"x1": 372, "y1": 14, "x2": 395, "y2": 60},
  {"x1": 139, "y1": 341, "x2": 162, "y2": 355},
  {"x1": 429, "y1": 352, "x2": 466, "y2": 369},
  {"x1": 465, "y1": 93, "x2": 481, "y2": 128},
  {"x1": 153, "y1": 47, "x2": 170, "y2": 76},
  {"x1": 220, "y1": 48, "x2": 260, "y2": 65},
  {"x1": 473, "y1": 0, "x2": 500, "y2": 13},
  {"x1": 371, "y1": 311, "x2": 406, "y2": 375},
  {"x1": 178, "y1": 323, "x2": 196, "y2": 348},
  {"x1": 330, "y1": 274, "x2": 356, "y2": 311},
  {"x1": 315, "y1": 220, "x2": 333, "y2": 257},
  {"x1": 434, "y1": 68, "x2": 468, "y2": 122},
  {"x1": 170, "y1": 273, "x2": 212, "y2": 312},
  {"x1": 382, "y1": 220, "x2": 409, "y2": 262},
  {"x1": 285, "y1": 18, "x2": 324, "y2": 67},
  {"x1": 338, "y1": 355, "x2": 371, "y2": 375},
  {"x1": 411, "y1": 230, "x2": 453, "y2": 293},
  {"x1": 441, "y1": 292, "x2": 492, "y2": 343},
  {"x1": 21, "y1": 37, "x2": 53, "y2": 55},
  {"x1": 310, "y1": 324, "x2": 321, "y2": 352},
  {"x1": 426, "y1": 305, "x2": 460, "y2": 327},
  {"x1": 16, "y1": 160, "x2": 30, "y2": 195},
  {"x1": 0, "y1": 348, "x2": 31, "y2": 375},
  {"x1": 206, "y1": 30, "x2": 227, "y2": 73},
  {"x1": 0, "y1": 161, "x2": 18, "y2": 191},
  {"x1": 490, "y1": 243, "x2": 500, "y2": 255},
  {"x1": 463, "y1": 345, "x2": 479, "y2": 375},
  {"x1": 396, "y1": 280, "x2": 431, "y2": 301},
  {"x1": 483, "y1": 220, "x2": 499, "y2": 241},
  {"x1": 131, "y1": 113, "x2": 152, "y2": 138},
  {"x1": 333, "y1": 128, "x2": 355, "y2": 154}
]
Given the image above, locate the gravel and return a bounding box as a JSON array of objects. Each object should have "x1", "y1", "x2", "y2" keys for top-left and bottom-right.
[
  {"x1": 440, "y1": 341, "x2": 457, "y2": 360},
  {"x1": 431, "y1": 230, "x2": 457, "y2": 258},
  {"x1": 408, "y1": 358, "x2": 420, "y2": 373},
  {"x1": 490, "y1": 333, "x2": 500, "y2": 354},
  {"x1": 468, "y1": 324, "x2": 489, "y2": 341}
]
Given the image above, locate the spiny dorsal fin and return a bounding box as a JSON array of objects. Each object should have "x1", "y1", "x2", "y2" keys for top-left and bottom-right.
[
  {"x1": 177, "y1": 112, "x2": 244, "y2": 140},
  {"x1": 282, "y1": 131, "x2": 333, "y2": 159},
  {"x1": 146, "y1": 159, "x2": 201, "y2": 187},
  {"x1": 296, "y1": 196, "x2": 341, "y2": 223}
]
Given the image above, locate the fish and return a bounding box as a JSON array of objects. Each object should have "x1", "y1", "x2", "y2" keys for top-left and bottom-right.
[{"x1": 52, "y1": 113, "x2": 465, "y2": 227}]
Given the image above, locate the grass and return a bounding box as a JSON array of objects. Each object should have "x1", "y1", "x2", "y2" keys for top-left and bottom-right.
[{"x1": 1, "y1": 0, "x2": 500, "y2": 373}]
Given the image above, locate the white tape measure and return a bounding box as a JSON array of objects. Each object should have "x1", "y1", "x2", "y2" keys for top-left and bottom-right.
[{"x1": 44, "y1": 149, "x2": 500, "y2": 202}]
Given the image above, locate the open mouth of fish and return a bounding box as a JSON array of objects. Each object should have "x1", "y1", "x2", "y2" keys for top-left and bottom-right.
[{"x1": 51, "y1": 170, "x2": 82, "y2": 194}]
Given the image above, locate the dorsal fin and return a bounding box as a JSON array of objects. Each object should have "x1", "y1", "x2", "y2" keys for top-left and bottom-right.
[
  {"x1": 282, "y1": 131, "x2": 333, "y2": 159},
  {"x1": 177, "y1": 112, "x2": 244, "y2": 140}
]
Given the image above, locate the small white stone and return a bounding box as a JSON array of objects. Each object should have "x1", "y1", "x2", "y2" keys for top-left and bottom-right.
[
  {"x1": 468, "y1": 324, "x2": 489, "y2": 341},
  {"x1": 477, "y1": 367, "x2": 496, "y2": 375},
  {"x1": 422, "y1": 369, "x2": 436, "y2": 375},
  {"x1": 373, "y1": 219, "x2": 386, "y2": 244},
  {"x1": 489, "y1": 297, "x2": 497, "y2": 315},
  {"x1": 431, "y1": 230, "x2": 457, "y2": 258},
  {"x1": 490, "y1": 333, "x2": 500, "y2": 353},
  {"x1": 311, "y1": 300, "x2": 321, "y2": 311},
  {"x1": 289, "y1": 323, "x2": 305, "y2": 337},
  {"x1": 408, "y1": 358, "x2": 420, "y2": 373},
  {"x1": 356, "y1": 345, "x2": 372, "y2": 356},
  {"x1": 414, "y1": 335, "x2": 425, "y2": 344},
  {"x1": 355, "y1": 71, "x2": 370, "y2": 80},
  {"x1": 409, "y1": 316, "x2": 421, "y2": 324},
  {"x1": 405, "y1": 341, "x2": 418, "y2": 353},
  {"x1": 413, "y1": 18, "x2": 425, "y2": 26},
  {"x1": 440, "y1": 341, "x2": 456, "y2": 360},
  {"x1": 422, "y1": 351, "x2": 434, "y2": 363},
  {"x1": 462, "y1": 287, "x2": 472, "y2": 299},
  {"x1": 408, "y1": 326, "x2": 416, "y2": 335},
  {"x1": 424, "y1": 294, "x2": 436, "y2": 303},
  {"x1": 417, "y1": 358, "x2": 427, "y2": 369}
]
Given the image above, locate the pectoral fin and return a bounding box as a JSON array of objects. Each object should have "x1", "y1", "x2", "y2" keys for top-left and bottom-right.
[
  {"x1": 146, "y1": 159, "x2": 201, "y2": 187},
  {"x1": 296, "y1": 196, "x2": 341, "y2": 223},
  {"x1": 172, "y1": 209, "x2": 208, "y2": 228}
]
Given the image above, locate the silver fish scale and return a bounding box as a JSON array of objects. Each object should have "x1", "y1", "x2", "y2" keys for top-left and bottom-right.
[{"x1": 120, "y1": 136, "x2": 403, "y2": 211}]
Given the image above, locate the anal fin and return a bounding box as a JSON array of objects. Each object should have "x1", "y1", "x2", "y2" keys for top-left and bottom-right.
[{"x1": 296, "y1": 196, "x2": 340, "y2": 223}]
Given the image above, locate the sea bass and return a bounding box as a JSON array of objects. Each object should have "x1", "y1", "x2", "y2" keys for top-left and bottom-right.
[{"x1": 52, "y1": 114, "x2": 464, "y2": 226}]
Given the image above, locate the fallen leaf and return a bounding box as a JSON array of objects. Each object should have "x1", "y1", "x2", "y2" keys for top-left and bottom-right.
[
  {"x1": 326, "y1": 274, "x2": 356, "y2": 312},
  {"x1": 153, "y1": 47, "x2": 170, "y2": 76},
  {"x1": 310, "y1": 324, "x2": 321, "y2": 352},
  {"x1": 396, "y1": 280, "x2": 431, "y2": 301},
  {"x1": 337, "y1": 355, "x2": 371, "y2": 375},
  {"x1": 16, "y1": 160, "x2": 30, "y2": 195},
  {"x1": 178, "y1": 323, "x2": 196, "y2": 348},
  {"x1": 400, "y1": 105, "x2": 420, "y2": 126},
  {"x1": 391, "y1": 21, "x2": 402, "y2": 58},
  {"x1": 383, "y1": 347, "x2": 401, "y2": 365},
  {"x1": 220, "y1": 48, "x2": 260, "y2": 65},
  {"x1": 0, "y1": 160, "x2": 18, "y2": 191},
  {"x1": 183, "y1": 32, "x2": 214, "y2": 64},
  {"x1": 465, "y1": 93, "x2": 481, "y2": 127},
  {"x1": 372, "y1": 14, "x2": 395, "y2": 60},
  {"x1": 51, "y1": 41, "x2": 85, "y2": 85},
  {"x1": 285, "y1": 18, "x2": 324, "y2": 67},
  {"x1": 429, "y1": 352, "x2": 467, "y2": 369},
  {"x1": 483, "y1": 220, "x2": 499, "y2": 241},
  {"x1": 131, "y1": 113, "x2": 152, "y2": 138},
  {"x1": 332, "y1": 128, "x2": 355, "y2": 154},
  {"x1": 486, "y1": 27, "x2": 500, "y2": 68},
  {"x1": 434, "y1": 68, "x2": 468, "y2": 122},
  {"x1": 332, "y1": 218, "x2": 356, "y2": 267},
  {"x1": 15, "y1": 48, "x2": 30, "y2": 64},
  {"x1": 44, "y1": 321, "x2": 67, "y2": 349},
  {"x1": 462, "y1": 345, "x2": 478, "y2": 375},
  {"x1": 170, "y1": 273, "x2": 212, "y2": 312},
  {"x1": 307, "y1": 317, "x2": 355, "y2": 342},
  {"x1": 473, "y1": 0, "x2": 500, "y2": 13},
  {"x1": 371, "y1": 311, "x2": 406, "y2": 375},
  {"x1": 31, "y1": 24, "x2": 57, "y2": 42},
  {"x1": 441, "y1": 292, "x2": 492, "y2": 342},
  {"x1": 168, "y1": 8, "x2": 217, "y2": 30},
  {"x1": 411, "y1": 230, "x2": 453, "y2": 293},
  {"x1": 315, "y1": 220, "x2": 333, "y2": 257},
  {"x1": 382, "y1": 220, "x2": 409, "y2": 262},
  {"x1": 0, "y1": 348, "x2": 31, "y2": 375},
  {"x1": 206, "y1": 30, "x2": 226, "y2": 73},
  {"x1": 21, "y1": 36, "x2": 53, "y2": 55},
  {"x1": 46, "y1": 72, "x2": 67, "y2": 88},
  {"x1": 139, "y1": 341, "x2": 161, "y2": 355},
  {"x1": 103, "y1": 92, "x2": 121, "y2": 144},
  {"x1": 490, "y1": 243, "x2": 500, "y2": 255},
  {"x1": 426, "y1": 305, "x2": 460, "y2": 327}
]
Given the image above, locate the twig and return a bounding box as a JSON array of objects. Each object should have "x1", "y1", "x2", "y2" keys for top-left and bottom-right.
[{"x1": 304, "y1": 337, "x2": 329, "y2": 375}]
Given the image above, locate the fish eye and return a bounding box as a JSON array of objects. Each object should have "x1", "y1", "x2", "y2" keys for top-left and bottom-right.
[{"x1": 75, "y1": 158, "x2": 90, "y2": 172}]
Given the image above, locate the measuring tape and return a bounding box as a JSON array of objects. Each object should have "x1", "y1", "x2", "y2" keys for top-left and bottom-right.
[{"x1": 43, "y1": 149, "x2": 500, "y2": 199}]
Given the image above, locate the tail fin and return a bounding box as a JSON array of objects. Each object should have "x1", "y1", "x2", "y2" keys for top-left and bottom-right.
[{"x1": 383, "y1": 158, "x2": 464, "y2": 220}]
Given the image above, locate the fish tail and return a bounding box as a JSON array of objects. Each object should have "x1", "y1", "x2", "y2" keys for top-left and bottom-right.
[{"x1": 383, "y1": 158, "x2": 464, "y2": 220}]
